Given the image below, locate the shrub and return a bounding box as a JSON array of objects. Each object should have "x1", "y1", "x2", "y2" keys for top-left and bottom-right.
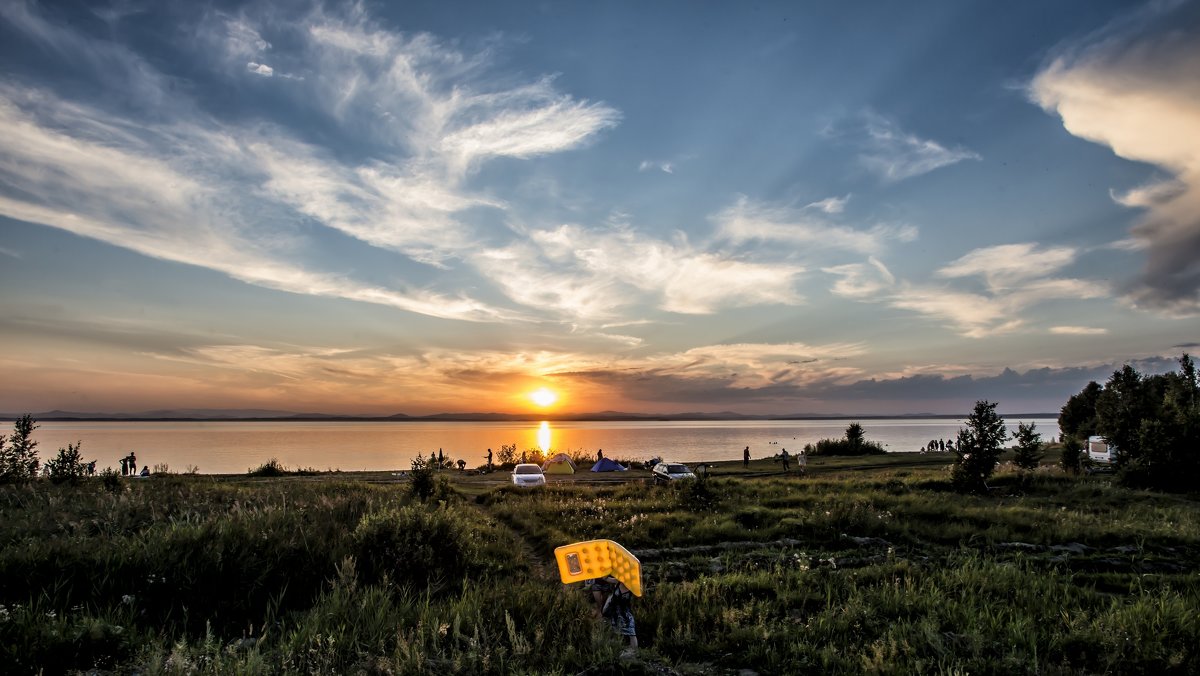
[
  {"x1": 0, "y1": 415, "x2": 40, "y2": 483},
  {"x1": 409, "y1": 455, "x2": 436, "y2": 501},
  {"x1": 1012, "y1": 422, "x2": 1044, "y2": 472},
  {"x1": 247, "y1": 458, "x2": 286, "y2": 477},
  {"x1": 1060, "y1": 436, "x2": 1083, "y2": 475},
  {"x1": 805, "y1": 422, "x2": 887, "y2": 456},
  {"x1": 352, "y1": 505, "x2": 480, "y2": 587},
  {"x1": 43, "y1": 441, "x2": 90, "y2": 484},
  {"x1": 952, "y1": 401, "x2": 1008, "y2": 493},
  {"x1": 497, "y1": 443, "x2": 517, "y2": 466}
]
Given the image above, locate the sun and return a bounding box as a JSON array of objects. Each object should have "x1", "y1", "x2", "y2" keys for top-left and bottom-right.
[{"x1": 529, "y1": 387, "x2": 558, "y2": 407}]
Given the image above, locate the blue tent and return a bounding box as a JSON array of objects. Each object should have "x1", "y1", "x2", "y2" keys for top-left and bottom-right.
[{"x1": 590, "y1": 458, "x2": 628, "y2": 472}]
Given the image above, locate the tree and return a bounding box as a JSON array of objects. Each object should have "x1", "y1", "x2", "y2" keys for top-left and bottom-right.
[
  {"x1": 44, "y1": 441, "x2": 90, "y2": 484},
  {"x1": 1059, "y1": 381, "x2": 1102, "y2": 440},
  {"x1": 1012, "y1": 422, "x2": 1044, "y2": 472},
  {"x1": 1069, "y1": 354, "x2": 1200, "y2": 491},
  {"x1": 497, "y1": 443, "x2": 517, "y2": 466},
  {"x1": 0, "y1": 414, "x2": 40, "y2": 482},
  {"x1": 845, "y1": 422, "x2": 866, "y2": 451},
  {"x1": 1095, "y1": 365, "x2": 1151, "y2": 460},
  {"x1": 951, "y1": 401, "x2": 1007, "y2": 493},
  {"x1": 1060, "y1": 436, "x2": 1083, "y2": 474}
]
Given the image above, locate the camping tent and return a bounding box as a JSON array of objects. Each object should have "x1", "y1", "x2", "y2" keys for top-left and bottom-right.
[
  {"x1": 543, "y1": 453, "x2": 577, "y2": 474},
  {"x1": 590, "y1": 458, "x2": 627, "y2": 472}
]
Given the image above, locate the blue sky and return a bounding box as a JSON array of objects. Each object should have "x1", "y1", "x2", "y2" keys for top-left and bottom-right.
[{"x1": 0, "y1": 0, "x2": 1197, "y2": 416}]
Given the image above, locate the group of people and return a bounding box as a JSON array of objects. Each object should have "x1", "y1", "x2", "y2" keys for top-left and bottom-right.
[
  {"x1": 118, "y1": 451, "x2": 148, "y2": 477},
  {"x1": 923, "y1": 439, "x2": 956, "y2": 453},
  {"x1": 742, "y1": 445, "x2": 806, "y2": 473}
]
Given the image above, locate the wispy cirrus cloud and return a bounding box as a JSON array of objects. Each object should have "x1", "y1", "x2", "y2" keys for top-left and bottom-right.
[
  {"x1": 825, "y1": 243, "x2": 1108, "y2": 338},
  {"x1": 474, "y1": 222, "x2": 805, "y2": 320},
  {"x1": 0, "y1": 3, "x2": 620, "y2": 322},
  {"x1": 1030, "y1": 1, "x2": 1200, "y2": 314},
  {"x1": 859, "y1": 113, "x2": 981, "y2": 182},
  {"x1": 714, "y1": 196, "x2": 916, "y2": 256}
]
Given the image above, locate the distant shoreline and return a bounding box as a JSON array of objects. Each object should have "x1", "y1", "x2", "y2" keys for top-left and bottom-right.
[{"x1": 7, "y1": 413, "x2": 1058, "y2": 423}]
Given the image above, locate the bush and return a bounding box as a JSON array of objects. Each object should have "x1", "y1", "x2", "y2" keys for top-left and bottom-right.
[
  {"x1": 0, "y1": 415, "x2": 40, "y2": 483},
  {"x1": 1012, "y1": 422, "x2": 1044, "y2": 472},
  {"x1": 952, "y1": 401, "x2": 1007, "y2": 493},
  {"x1": 43, "y1": 441, "x2": 90, "y2": 484},
  {"x1": 352, "y1": 505, "x2": 480, "y2": 587},
  {"x1": 805, "y1": 422, "x2": 886, "y2": 456},
  {"x1": 247, "y1": 458, "x2": 286, "y2": 477},
  {"x1": 1060, "y1": 436, "x2": 1083, "y2": 475}
]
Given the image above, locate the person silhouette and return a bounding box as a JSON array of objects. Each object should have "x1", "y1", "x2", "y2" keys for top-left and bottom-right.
[{"x1": 743, "y1": 446, "x2": 750, "y2": 468}]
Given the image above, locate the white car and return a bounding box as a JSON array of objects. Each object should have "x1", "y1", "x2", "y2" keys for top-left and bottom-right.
[
  {"x1": 652, "y1": 462, "x2": 696, "y2": 483},
  {"x1": 511, "y1": 463, "x2": 547, "y2": 487}
]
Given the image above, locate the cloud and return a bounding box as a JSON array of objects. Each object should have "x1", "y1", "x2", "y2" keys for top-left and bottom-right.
[
  {"x1": 859, "y1": 113, "x2": 981, "y2": 182},
  {"x1": 0, "y1": 4, "x2": 622, "y2": 323},
  {"x1": 826, "y1": 242, "x2": 1107, "y2": 338},
  {"x1": 714, "y1": 196, "x2": 917, "y2": 256},
  {"x1": 638, "y1": 160, "x2": 674, "y2": 174},
  {"x1": 822, "y1": 257, "x2": 896, "y2": 299},
  {"x1": 225, "y1": 17, "x2": 271, "y2": 57},
  {"x1": 246, "y1": 61, "x2": 274, "y2": 76},
  {"x1": 1030, "y1": 1, "x2": 1200, "y2": 314},
  {"x1": 473, "y1": 222, "x2": 805, "y2": 320},
  {"x1": 806, "y1": 194, "x2": 849, "y2": 214},
  {"x1": 936, "y1": 243, "x2": 1076, "y2": 288},
  {"x1": 1050, "y1": 326, "x2": 1108, "y2": 335}
]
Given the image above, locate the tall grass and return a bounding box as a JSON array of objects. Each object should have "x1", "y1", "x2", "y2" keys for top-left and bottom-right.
[{"x1": 2, "y1": 463, "x2": 1198, "y2": 673}]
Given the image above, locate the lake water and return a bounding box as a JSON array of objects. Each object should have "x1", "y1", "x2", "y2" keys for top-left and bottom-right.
[{"x1": 28, "y1": 418, "x2": 1060, "y2": 475}]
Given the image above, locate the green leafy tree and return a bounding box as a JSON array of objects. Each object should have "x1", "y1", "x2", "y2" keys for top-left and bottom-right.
[
  {"x1": 44, "y1": 440, "x2": 90, "y2": 484},
  {"x1": 1012, "y1": 422, "x2": 1044, "y2": 471},
  {"x1": 0, "y1": 414, "x2": 40, "y2": 482},
  {"x1": 951, "y1": 401, "x2": 1007, "y2": 493},
  {"x1": 1058, "y1": 381, "x2": 1102, "y2": 440},
  {"x1": 1060, "y1": 436, "x2": 1084, "y2": 474},
  {"x1": 1095, "y1": 365, "x2": 1151, "y2": 460}
]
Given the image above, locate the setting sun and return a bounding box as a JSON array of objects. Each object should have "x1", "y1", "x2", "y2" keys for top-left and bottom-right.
[{"x1": 529, "y1": 387, "x2": 558, "y2": 407}]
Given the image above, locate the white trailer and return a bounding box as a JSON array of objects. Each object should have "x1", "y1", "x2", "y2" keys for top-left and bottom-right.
[{"x1": 1087, "y1": 436, "x2": 1118, "y2": 464}]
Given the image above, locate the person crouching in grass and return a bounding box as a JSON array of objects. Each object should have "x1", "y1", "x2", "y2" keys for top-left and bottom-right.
[{"x1": 586, "y1": 576, "x2": 638, "y2": 652}]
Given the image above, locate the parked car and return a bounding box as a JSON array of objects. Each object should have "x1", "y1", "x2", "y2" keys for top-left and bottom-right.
[
  {"x1": 652, "y1": 462, "x2": 696, "y2": 484},
  {"x1": 511, "y1": 463, "x2": 546, "y2": 487}
]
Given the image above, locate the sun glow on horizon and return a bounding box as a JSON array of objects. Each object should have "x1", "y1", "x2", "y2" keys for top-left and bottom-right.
[{"x1": 529, "y1": 387, "x2": 558, "y2": 408}]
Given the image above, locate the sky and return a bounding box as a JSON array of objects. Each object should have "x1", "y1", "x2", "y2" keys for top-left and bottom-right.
[{"x1": 0, "y1": 0, "x2": 1198, "y2": 417}]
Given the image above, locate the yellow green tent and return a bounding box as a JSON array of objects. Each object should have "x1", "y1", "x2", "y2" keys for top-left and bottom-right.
[{"x1": 542, "y1": 453, "x2": 576, "y2": 474}]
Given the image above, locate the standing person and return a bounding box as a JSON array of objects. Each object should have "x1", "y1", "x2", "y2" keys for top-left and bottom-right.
[
  {"x1": 119, "y1": 456, "x2": 128, "y2": 476},
  {"x1": 597, "y1": 448, "x2": 604, "y2": 462},
  {"x1": 486, "y1": 448, "x2": 493, "y2": 471},
  {"x1": 797, "y1": 449, "x2": 807, "y2": 475},
  {"x1": 129, "y1": 452, "x2": 137, "y2": 474},
  {"x1": 780, "y1": 448, "x2": 790, "y2": 472},
  {"x1": 743, "y1": 446, "x2": 750, "y2": 468}
]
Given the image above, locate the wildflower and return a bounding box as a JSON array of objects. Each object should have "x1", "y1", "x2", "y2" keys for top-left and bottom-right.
[
  {"x1": 0, "y1": 605, "x2": 8, "y2": 622},
  {"x1": 45, "y1": 610, "x2": 57, "y2": 619},
  {"x1": 122, "y1": 595, "x2": 135, "y2": 605}
]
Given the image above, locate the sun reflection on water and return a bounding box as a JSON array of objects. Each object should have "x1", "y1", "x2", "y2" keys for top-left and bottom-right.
[{"x1": 537, "y1": 421, "x2": 552, "y2": 452}]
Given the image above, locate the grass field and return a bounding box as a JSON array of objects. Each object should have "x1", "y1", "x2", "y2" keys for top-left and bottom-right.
[{"x1": 2, "y1": 453, "x2": 1197, "y2": 674}]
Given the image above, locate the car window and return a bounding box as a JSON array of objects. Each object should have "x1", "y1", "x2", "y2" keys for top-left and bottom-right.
[
  {"x1": 667, "y1": 464, "x2": 689, "y2": 473},
  {"x1": 515, "y1": 466, "x2": 541, "y2": 474}
]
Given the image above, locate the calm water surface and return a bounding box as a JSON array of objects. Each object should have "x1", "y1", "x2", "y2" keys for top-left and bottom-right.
[{"x1": 30, "y1": 418, "x2": 1060, "y2": 475}]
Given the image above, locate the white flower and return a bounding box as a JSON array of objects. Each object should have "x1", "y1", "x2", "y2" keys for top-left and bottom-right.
[{"x1": 122, "y1": 595, "x2": 135, "y2": 605}]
